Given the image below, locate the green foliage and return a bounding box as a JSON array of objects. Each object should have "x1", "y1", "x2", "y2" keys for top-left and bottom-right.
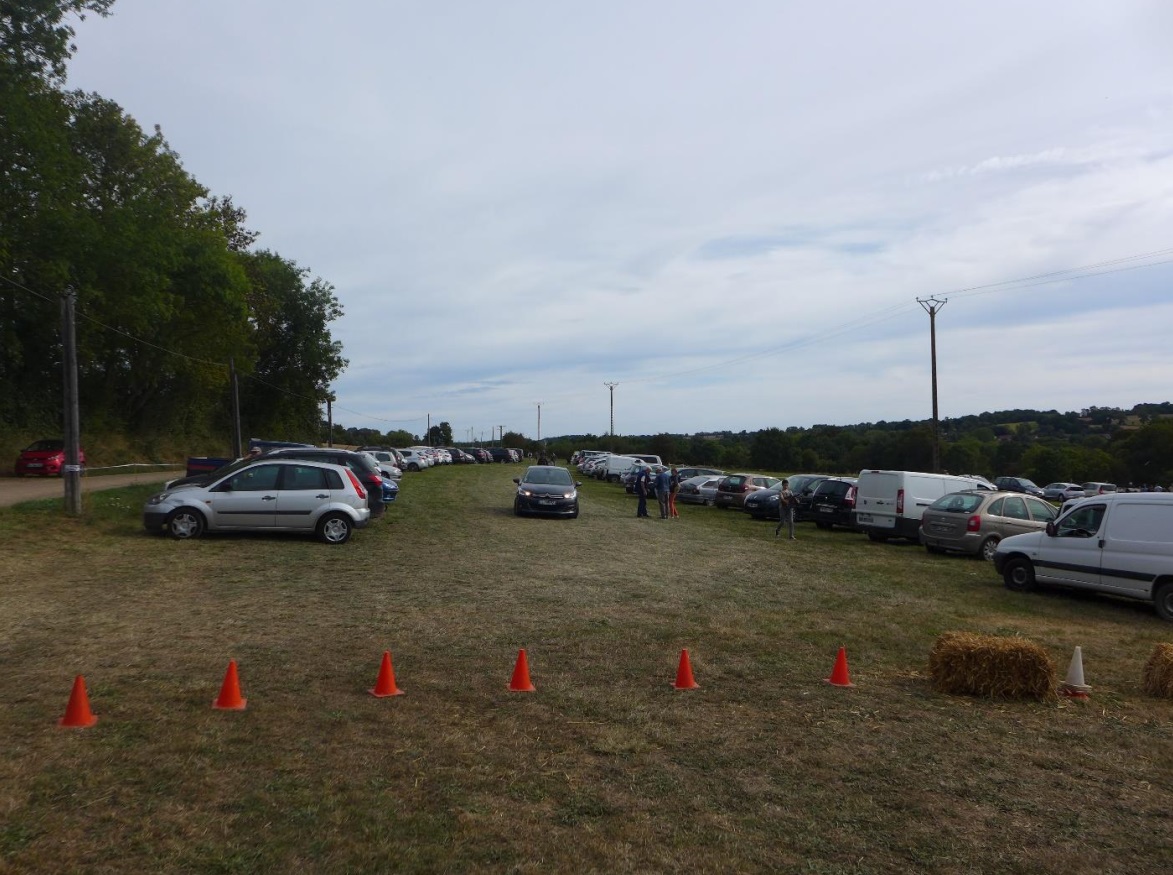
[{"x1": 0, "y1": 0, "x2": 115, "y2": 82}]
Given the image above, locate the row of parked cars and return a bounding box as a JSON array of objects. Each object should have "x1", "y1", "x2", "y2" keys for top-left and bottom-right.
[{"x1": 573, "y1": 451, "x2": 1173, "y2": 621}]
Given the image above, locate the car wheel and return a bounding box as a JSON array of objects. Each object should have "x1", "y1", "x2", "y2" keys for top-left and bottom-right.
[
  {"x1": 409, "y1": 463, "x2": 420, "y2": 472},
  {"x1": 1003, "y1": 557, "x2": 1037, "y2": 593},
  {"x1": 979, "y1": 537, "x2": 1000, "y2": 562},
  {"x1": 1153, "y1": 581, "x2": 1173, "y2": 622},
  {"x1": 167, "y1": 508, "x2": 205, "y2": 540},
  {"x1": 317, "y1": 513, "x2": 353, "y2": 544}
]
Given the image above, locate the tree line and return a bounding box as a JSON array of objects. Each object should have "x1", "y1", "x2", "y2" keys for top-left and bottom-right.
[{"x1": 1, "y1": 2, "x2": 345, "y2": 448}]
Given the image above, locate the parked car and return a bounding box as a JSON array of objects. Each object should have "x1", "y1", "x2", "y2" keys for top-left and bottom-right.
[
  {"x1": 993, "y1": 476, "x2": 1046, "y2": 498},
  {"x1": 993, "y1": 492, "x2": 1173, "y2": 620},
  {"x1": 920, "y1": 490, "x2": 1057, "y2": 560},
  {"x1": 1081, "y1": 481, "x2": 1118, "y2": 496},
  {"x1": 143, "y1": 459, "x2": 370, "y2": 543},
  {"x1": 677, "y1": 475, "x2": 721, "y2": 506},
  {"x1": 714, "y1": 474, "x2": 780, "y2": 509},
  {"x1": 257, "y1": 448, "x2": 385, "y2": 520},
  {"x1": 488, "y1": 447, "x2": 514, "y2": 463},
  {"x1": 1042, "y1": 482, "x2": 1085, "y2": 502},
  {"x1": 513, "y1": 465, "x2": 580, "y2": 518},
  {"x1": 14, "y1": 439, "x2": 86, "y2": 476},
  {"x1": 786, "y1": 474, "x2": 834, "y2": 521},
  {"x1": 674, "y1": 466, "x2": 725, "y2": 482},
  {"x1": 805, "y1": 477, "x2": 859, "y2": 530}
]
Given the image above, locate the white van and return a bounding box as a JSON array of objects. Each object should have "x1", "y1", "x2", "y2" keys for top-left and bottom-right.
[
  {"x1": 603, "y1": 455, "x2": 641, "y2": 483},
  {"x1": 993, "y1": 492, "x2": 1173, "y2": 621},
  {"x1": 854, "y1": 470, "x2": 991, "y2": 543}
]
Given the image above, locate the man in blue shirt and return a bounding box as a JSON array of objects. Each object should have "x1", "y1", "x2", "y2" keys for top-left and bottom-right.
[
  {"x1": 655, "y1": 467, "x2": 672, "y2": 518},
  {"x1": 634, "y1": 464, "x2": 651, "y2": 517}
]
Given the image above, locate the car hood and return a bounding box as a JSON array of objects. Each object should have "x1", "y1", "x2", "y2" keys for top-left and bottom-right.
[{"x1": 996, "y1": 531, "x2": 1045, "y2": 554}]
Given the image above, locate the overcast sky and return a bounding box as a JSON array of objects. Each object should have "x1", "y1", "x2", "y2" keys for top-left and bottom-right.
[{"x1": 67, "y1": 1, "x2": 1173, "y2": 441}]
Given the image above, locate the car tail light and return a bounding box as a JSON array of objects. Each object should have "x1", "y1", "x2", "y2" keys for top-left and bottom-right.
[
  {"x1": 966, "y1": 514, "x2": 981, "y2": 532},
  {"x1": 896, "y1": 488, "x2": 904, "y2": 515},
  {"x1": 845, "y1": 486, "x2": 856, "y2": 508},
  {"x1": 345, "y1": 469, "x2": 367, "y2": 500}
]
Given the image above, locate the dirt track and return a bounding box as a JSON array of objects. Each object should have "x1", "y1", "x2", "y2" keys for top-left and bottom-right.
[{"x1": 0, "y1": 469, "x2": 181, "y2": 508}]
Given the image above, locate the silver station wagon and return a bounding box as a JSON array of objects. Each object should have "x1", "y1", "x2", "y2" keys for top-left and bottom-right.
[{"x1": 919, "y1": 490, "x2": 1057, "y2": 561}]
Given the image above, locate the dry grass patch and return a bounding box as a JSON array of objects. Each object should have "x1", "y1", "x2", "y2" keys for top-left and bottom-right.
[{"x1": 1, "y1": 466, "x2": 1172, "y2": 873}]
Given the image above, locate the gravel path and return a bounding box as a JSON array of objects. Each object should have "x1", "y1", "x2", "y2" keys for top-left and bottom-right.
[{"x1": 0, "y1": 469, "x2": 181, "y2": 507}]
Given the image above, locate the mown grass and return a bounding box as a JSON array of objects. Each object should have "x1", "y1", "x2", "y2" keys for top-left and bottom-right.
[{"x1": 1, "y1": 464, "x2": 1171, "y2": 874}]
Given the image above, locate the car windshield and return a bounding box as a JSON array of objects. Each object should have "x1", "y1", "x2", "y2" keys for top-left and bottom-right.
[
  {"x1": 929, "y1": 492, "x2": 984, "y2": 513},
  {"x1": 523, "y1": 467, "x2": 572, "y2": 486},
  {"x1": 26, "y1": 440, "x2": 63, "y2": 451}
]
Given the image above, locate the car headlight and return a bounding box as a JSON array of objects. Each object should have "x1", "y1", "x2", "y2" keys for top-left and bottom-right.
[
  {"x1": 146, "y1": 492, "x2": 172, "y2": 505},
  {"x1": 519, "y1": 488, "x2": 533, "y2": 497},
  {"x1": 563, "y1": 491, "x2": 576, "y2": 499}
]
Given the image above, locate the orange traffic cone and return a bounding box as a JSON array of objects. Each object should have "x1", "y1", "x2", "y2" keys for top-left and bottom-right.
[
  {"x1": 59, "y1": 675, "x2": 98, "y2": 728},
  {"x1": 673, "y1": 648, "x2": 700, "y2": 690},
  {"x1": 826, "y1": 646, "x2": 855, "y2": 687},
  {"x1": 369, "y1": 650, "x2": 405, "y2": 697},
  {"x1": 212, "y1": 660, "x2": 248, "y2": 710},
  {"x1": 509, "y1": 648, "x2": 536, "y2": 692}
]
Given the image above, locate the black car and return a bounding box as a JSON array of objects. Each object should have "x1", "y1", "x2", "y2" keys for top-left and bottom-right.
[
  {"x1": 804, "y1": 477, "x2": 859, "y2": 529},
  {"x1": 744, "y1": 474, "x2": 830, "y2": 520},
  {"x1": 513, "y1": 466, "x2": 580, "y2": 518},
  {"x1": 488, "y1": 447, "x2": 513, "y2": 463}
]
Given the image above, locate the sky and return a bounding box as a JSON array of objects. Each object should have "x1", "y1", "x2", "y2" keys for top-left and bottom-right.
[{"x1": 65, "y1": 1, "x2": 1173, "y2": 441}]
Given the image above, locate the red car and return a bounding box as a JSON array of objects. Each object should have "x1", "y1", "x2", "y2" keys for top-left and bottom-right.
[{"x1": 14, "y1": 440, "x2": 86, "y2": 476}]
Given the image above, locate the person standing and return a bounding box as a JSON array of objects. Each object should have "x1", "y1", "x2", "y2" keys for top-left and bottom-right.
[
  {"x1": 635, "y1": 464, "x2": 651, "y2": 518},
  {"x1": 655, "y1": 467, "x2": 672, "y2": 518},
  {"x1": 668, "y1": 466, "x2": 680, "y2": 518},
  {"x1": 774, "y1": 479, "x2": 796, "y2": 540}
]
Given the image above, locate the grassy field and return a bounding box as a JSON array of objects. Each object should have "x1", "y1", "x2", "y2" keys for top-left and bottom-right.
[{"x1": 1, "y1": 463, "x2": 1171, "y2": 874}]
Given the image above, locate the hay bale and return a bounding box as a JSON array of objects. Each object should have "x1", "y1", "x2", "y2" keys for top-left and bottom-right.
[
  {"x1": 929, "y1": 631, "x2": 1057, "y2": 701},
  {"x1": 1142, "y1": 643, "x2": 1173, "y2": 698}
]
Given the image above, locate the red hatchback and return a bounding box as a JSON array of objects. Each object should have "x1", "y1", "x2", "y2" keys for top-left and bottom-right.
[{"x1": 14, "y1": 440, "x2": 86, "y2": 476}]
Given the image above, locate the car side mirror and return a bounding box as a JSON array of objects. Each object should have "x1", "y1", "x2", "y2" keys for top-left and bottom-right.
[
  {"x1": 512, "y1": 478, "x2": 520, "y2": 484},
  {"x1": 1045, "y1": 522, "x2": 1056, "y2": 537},
  {"x1": 575, "y1": 481, "x2": 582, "y2": 487}
]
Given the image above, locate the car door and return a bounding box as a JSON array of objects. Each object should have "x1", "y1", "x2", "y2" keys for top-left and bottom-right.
[
  {"x1": 1032, "y1": 503, "x2": 1107, "y2": 589},
  {"x1": 274, "y1": 464, "x2": 338, "y2": 531},
  {"x1": 994, "y1": 495, "x2": 1038, "y2": 540},
  {"x1": 208, "y1": 463, "x2": 282, "y2": 528}
]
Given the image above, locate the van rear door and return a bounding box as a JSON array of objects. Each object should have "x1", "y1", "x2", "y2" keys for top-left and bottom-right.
[{"x1": 855, "y1": 471, "x2": 899, "y2": 530}]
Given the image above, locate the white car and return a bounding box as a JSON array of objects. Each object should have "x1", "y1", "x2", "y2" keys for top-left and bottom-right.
[
  {"x1": 364, "y1": 450, "x2": 403, "y2": 480},
  {"x1": 395, "y1": 449, "x2": 430, "y2": 471},
  {"x1": 143, "y1": 459, "x2": 370, "y2": 544}
]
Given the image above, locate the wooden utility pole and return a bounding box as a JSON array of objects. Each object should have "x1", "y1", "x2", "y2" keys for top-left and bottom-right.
[
  {"x1": 604, "y1": 382, "x2": 618, "y2": 450},
  {"x1": 61, "y1": 287, "x2": 82, "y2": 516},
  {"x1": 229, "y1": 357, "x2": 242, "y2": 458}
]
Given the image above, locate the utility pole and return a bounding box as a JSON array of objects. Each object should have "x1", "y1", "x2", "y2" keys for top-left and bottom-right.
[
  {"x1": 604, "y1": 382, "x2": 618, "y2": 449},
  {"x1": 229, "y1": 357, "x2": 242, "y2": 458},
  {"x1": 325, "y1": 393, "x2": 335, "y2": 447},
  {"x1": 535, "y1": 401, "x2": 542, "y2": 443},
  {"x1": 498, "y1": 425, "x2": 505, "y2": 445},
  {"x1": 917, "y1": 296, "x2": 947, "y2": 473},
  {"x1": 427, "y1": 413, "x2": 431, "y2": 445},
  {"x1": 61, "y1": 286, "x2": 82, "y2": 516}
]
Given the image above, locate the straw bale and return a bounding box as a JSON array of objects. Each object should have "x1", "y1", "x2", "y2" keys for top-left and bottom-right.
[
  {"x1": 929, "y1": 631, "x2": 1057, "y2": 701},
  {"x1": 1141, "y1": 643, "x2": 1173, "y2": 698}
]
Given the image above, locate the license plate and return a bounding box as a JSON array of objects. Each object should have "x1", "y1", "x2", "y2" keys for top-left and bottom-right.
[
  {"x1": 26, "y1": 462, "x2": 42, "y2": 468},
  {"x1": 856, "y1": 513, "x2": 873, "y2": 523},
  {"x1": 819, "y1": 506, "x2": 833, "y2": 513},
  {"x1": 538, "y1": 499, "x2": 555, "y2": 506}
]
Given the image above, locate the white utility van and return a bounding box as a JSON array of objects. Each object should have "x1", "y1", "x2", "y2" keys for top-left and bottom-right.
[
  {"x1": 854, "y1": 470, "x2": 991, "y2": 543},
  {"x1": 604, "y1": 455, "x2": 642, "y2": 482},
  {"x1": 993, "y1": 492, "x2": 1173, "y2": 621}
]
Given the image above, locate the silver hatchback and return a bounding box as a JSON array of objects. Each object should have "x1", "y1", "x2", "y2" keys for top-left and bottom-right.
[
  {"x1": 919, "y1": 490, "x2": 1057, "y2": 560},
  {"x1": 143, "y1": 459, "x2": 370, "y2": 544}
]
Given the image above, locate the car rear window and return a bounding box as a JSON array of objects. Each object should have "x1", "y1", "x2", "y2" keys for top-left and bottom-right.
[
  {"x1": 929, "y1": 492, "x2": 984, "y2": 513},
  {"x1": 722, "y1": 476, "x2": 747, "y2": 488}
]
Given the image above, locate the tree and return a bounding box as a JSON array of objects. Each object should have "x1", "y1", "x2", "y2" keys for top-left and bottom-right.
[
  {"x1": 750, "y1": 427, "x2": 795, "y2": 471},
  {"x1": 1, "y1": 0, "x2": 115, "y2": 82},
  {"x1": 427, "y1": 422, "x2": 453, "y2": 446}
]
